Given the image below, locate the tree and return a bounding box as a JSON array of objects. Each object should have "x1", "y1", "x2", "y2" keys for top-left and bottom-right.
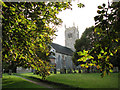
[
  {"x1": 72, "y1": 26, "x2": 95, "y2": 66},
  {"x1": 75, "y1": 26, "x2": 95, "y2": 51},
  {"x1": 2, "y1": 2, "x2": 72, "y2": 80},
  {"x1": 77, "y1": 1, "x2": 120, "y2": 77}
]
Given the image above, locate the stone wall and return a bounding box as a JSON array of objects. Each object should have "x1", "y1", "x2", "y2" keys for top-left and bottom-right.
[
  {"x1": 55, "y1": 52, "x2": 74, "y2": 70},
  {"x1": 16, "y1": 67, "x2": 32, "y2": 73}
]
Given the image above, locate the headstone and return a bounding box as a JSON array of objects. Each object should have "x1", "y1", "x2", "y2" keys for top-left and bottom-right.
[
  {"x1": 82, "y1": 68, "x2": 85, "y2": 73},
  {"x1": 73, "y1": 68, "x2": 76, "y2": 73},
  {"x1": 54, "y1": 69, "x2": 56, "y2": 74},
  {"x1": 113, "y1": 67, "x2": 119, "y2": 72},
  {"x1": 50, "y1": 71, "x2": 52, "y2": 74},
  {"x1": 8, "y1": 69, "x2": 12, "y2": 75},
  {"x1": 70, "y1": 68, "x2": 72, "y2": 73},
  {"x1": 87, "y1": 67, "x2": 90, "y2": 73},
  {"x1": 90, "y1": 66, "x2": 92, "y2": 73},
  {"x1": 60, "y1": 69, "x2": 63, "y2": 74},
  {"x1": 67, "y1": 68, "x2": 72, "y2": 74},
  {"x1": 64, "y1": 68, "x2": 66, "y2": 74},
  {"x1": 78, "y1": 68, "x2": 81, "y2": 73},
  {"x1": 3, "y1": 69, "x2": 5, "y2": 73}
]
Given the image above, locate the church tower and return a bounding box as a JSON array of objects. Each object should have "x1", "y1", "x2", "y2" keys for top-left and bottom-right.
[{"x1": 65, "y1": 23, "x2": 79, "y2": 51}]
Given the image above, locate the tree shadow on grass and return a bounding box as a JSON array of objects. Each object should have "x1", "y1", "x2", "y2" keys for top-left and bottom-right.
[
  {"x1": 27, "y1": 76, "x2": 114, "y2": 90},
  {"x1": 28, "y1": 76, "x2": 84, "y2": 90}
]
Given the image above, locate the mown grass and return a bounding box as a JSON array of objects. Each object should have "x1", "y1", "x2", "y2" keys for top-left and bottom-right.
[
  {"x1": 46, "y1": 73, "x2": 119, "y2": 88},
  {"x1": 14, "y1": 72, "x2": 43, "y2": 82},
  {"x1": 15, "y1": 72, "x2": 119, "y2": 88},
  {"x1": 2, "y1": 73, "x2": 44, "y2": 88}
]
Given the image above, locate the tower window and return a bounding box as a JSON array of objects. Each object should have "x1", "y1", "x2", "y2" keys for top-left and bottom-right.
[{"x1": 68, "y1": 33, "x2": 72, "y2": 38}]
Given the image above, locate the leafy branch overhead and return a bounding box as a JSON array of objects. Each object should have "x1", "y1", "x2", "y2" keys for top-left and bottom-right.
[
  {"x1": 77, "y1": 3, "x2": 85, "y2": 8},
  {"x1": 76, "y1": 2, "x2": 120, "y2": 77},
  {"x1": 2, "y1": 2, "x2": 72, "y2": 80}
]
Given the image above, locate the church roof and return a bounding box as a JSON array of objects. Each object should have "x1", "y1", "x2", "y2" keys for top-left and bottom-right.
[{"x1": 51, "y1": 43, "x2": 73, "y2": 56}]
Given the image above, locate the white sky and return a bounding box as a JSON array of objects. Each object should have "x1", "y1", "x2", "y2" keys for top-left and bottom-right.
[{"x1": 53, "y1": 0, "x2": 112, "y2": 46}]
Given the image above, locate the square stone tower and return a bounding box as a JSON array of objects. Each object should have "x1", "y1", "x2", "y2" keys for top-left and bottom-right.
[{"x1": 65, "y1": 24, "x2": 79, "y2": 51}]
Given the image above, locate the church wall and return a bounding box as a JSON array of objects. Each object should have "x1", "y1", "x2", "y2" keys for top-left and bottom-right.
[
  {"x1": 55, "y1": 52, "x2": 74, "y2": 70},
  {"x1": 55, "y1": 52, "x2": 62, "y2": 70}
]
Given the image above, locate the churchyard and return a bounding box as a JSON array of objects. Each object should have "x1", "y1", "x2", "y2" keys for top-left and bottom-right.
[
  {"x1": 2, "y1": 1, "x2": 120, "y2": 90},
  {"x1": 2, "y1": 73, "x2": 44, "y2": 88},
  {"x1": 2, "y1": 64, "x2": 119, "y2": 89},
  {"x1": 2, "y1": 72, "x2": 119, "y2": 89}
]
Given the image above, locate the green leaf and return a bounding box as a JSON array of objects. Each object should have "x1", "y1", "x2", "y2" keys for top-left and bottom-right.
[
  {"x1": 87, "y1": 55, "x2": 94, "y2": 59},
  {"x1": 97, "y1": 32, "x2": 100, "y2": 35},
  {"x1": 101, "y1": 49, "x2": 104, "y2": 53},
  {"x1": 29, "y1": 50, "x2": 33, "y2": 54},
  {"x1": 77, "y1": 51, "x2": 82, "y2": 56},
  {"x1": 102, "y1": 3, "x2": 106, "y2": 7},
  {"x1": 94, "y1": 16, "x2": 99, "y2": 22},
  {"x1": 31, "y1": 64, "x2": 34, "y2": 68},
  {"x1": 10, "y1": 6, "x2": 16, "y2": 11},
  {"x1": 77, "y1": 3, "x2": 85, "y2": 8},
  {"x1": 78, "y1": 59, "x2": 82, "y2": 61},
  {"x1": 104, "y1": 52, "x2": 107, "y2": 55},
  {"x1": 98, "y1": 5, "x2": 103, "y2": 9},
  {"x1": 109, "y1": 69, "x2": 113, "y2": 72},
  {"x1": 105, "y1": 47, "x2": 108, "y2": 50},
  {"x1": 115, "y1": 39, "x2": 118, "y2": 42},
  {"x1": 110, "y1": 53, "x2": 113, "y2": 56},
  {"x1": 81, "y1": 64, "x2": 85, "y2": 67},
  {"x1": 2, "y1": 2, "x2": 8, "y2": 7},
  {"x1": 5, "y1": 54, "x2": 7, "y2": 58},
  {"x1": 97, "y1": 10, "x2": 101, "y2": 14},
  {"x1": 89, "y1": 63, "x2": 93, "y2": 66}
]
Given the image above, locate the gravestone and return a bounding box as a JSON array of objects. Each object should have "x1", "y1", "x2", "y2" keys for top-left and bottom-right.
[
  {"x1": 8, "y1": 69, "x2": 12, "y2": 75},
  {"x1": 113, "y1": 67, "x2": 119, "y2": 72},
  {"x1": 73, "y1": 68, "x2": 76, "y2": 73},
  {"x1": 67, "y1": 68, "x2": 72, "y2": 73},
  {"x1": 50, "y1": 71, "x2": 52, "y2": 74},
  {"x1": 64, "y1": 68, "x2": 66, "y2": 74},
  {"x1": 87, "y1": 67, "x2": 90, "y2": 73},
  {"x1": 60, "y1": 69, "x2": 64, "y2": 74},
  {"x1": 78, "y1": 68, "x2": 81, "y2": 73},
  {"x1": 54, "y1": 68, "x2": 56, "y2": 74}
]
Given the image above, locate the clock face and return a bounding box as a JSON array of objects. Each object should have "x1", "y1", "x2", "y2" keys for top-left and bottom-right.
[{"x1": 68, "y1": 33, "x2": 72, "y2": 38}]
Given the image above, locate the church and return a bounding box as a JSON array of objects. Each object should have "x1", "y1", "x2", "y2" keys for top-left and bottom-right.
[
  {"x1": 16, "y1": 24, "x2": 79, "y2": 73},
  {"x1": 49, "y1": 24, "x2": 79, "y2": 70}
]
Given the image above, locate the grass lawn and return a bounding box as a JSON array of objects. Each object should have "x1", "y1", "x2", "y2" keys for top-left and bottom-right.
[
  {"x1": 2, "y1": 73, "x2": 44, "y2": 88},
  {"x1": 15, "y1": 72, "x2": 119, "y2": 88},
  {"x1": 47, "y1": 73, "x2": 119, "y2": 88},
  {"x1": 14, "y1": 73, "x2": 44, "y2": 82}
]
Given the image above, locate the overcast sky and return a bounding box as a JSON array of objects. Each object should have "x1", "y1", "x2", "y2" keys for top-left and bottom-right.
[{"x1": 53, "y1": 0, "x2": 112, "y2": 46}]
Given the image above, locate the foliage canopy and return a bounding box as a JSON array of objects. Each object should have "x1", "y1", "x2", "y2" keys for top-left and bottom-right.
[
  {"x1": 2, "y1": 2, "x2": 72, "y2": 79},
  {"x1": 77, "y1": 1, "x2": 120, "y2": 77},
  {"x1": 72, "y1": 26, "x2": 95, "y2": 66}
]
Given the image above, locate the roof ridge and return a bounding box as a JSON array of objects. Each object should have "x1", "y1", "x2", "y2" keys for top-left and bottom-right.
[
  {"x1": 51, "y1": 43, "x2": 73, "y2": 56},
  {"x1": 52, "y1": 43, "x2": 73, "y2": 50}
]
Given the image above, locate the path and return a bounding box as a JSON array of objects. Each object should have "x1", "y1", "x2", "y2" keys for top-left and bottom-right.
[{"x1": 14, "y1": 75, "x2": 54, "y2": 89}]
